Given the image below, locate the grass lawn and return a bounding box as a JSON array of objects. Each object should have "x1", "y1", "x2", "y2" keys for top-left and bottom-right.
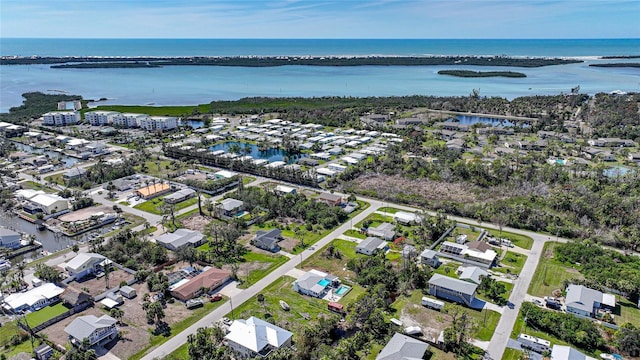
[
  {"x1": 25, "y1": 302, "x2": 68, "y2": 327},
  {"x1": 433, "y1": 261, "x2": 462, "y2": 278},
  {"x1": 501, "y1": 348, "x2": 523, "y2": 360},
  {"x1": 0, "y1": 321, "x2": 26, "y2": 348},
  {"x1": 614, "y1": 297, "x2": 640, "y2": 326},
  {"x1": 165, "y1": 343, "x2": 189, "y2": 360},
  {"x1": 135, "y1": 160, "x2": 187, "y2": 177},
  {"x1": 237, "y1": 252, "x2": 289, "y2": 289},
  {"x1": 93, "y1": 104, "x2": 210, "y2": 116},
  {"x1": 485, "y1": 229, "x2": 534, "y2": 250},
  {"x1": 229, "y1": 276, "x2": 344, "y2": 333},
  {"x1": 377, "y1": 207, "x2": 404, "y2": 214},
  {"x1": 468, "y1": 308, "x2": 502, "y2": 341},
  {"x1": 344, "y1": 229, "x2": 367, "y2": 239},
  {"x1": 453, "y1": 226, "x2": 483, "y2": 242},
  {"x1": 476, "y1": 281, "x2": 514, "y2": 305},
  {"x1": 18, "y1": 180, "x2": 57, "y2": 193},
  {"x1": 301, "y1": 239, "x2": 362, "y2": 279},
  {"x1": 44, "y1": 173, "x2": 65, "y2": 186},
  {"x1": 494, "y1": 251, "x2": 527, "y2": 275},
  {"x1": 355, "y1": 213, "x2": 394, "y2": 229},
  {"x1": 134, "y1": 195, "x2": 199, "y2": 215},
  {"x1": 130, "y1": 300, "x2": 226, "y2": 360},
  {"x1": 528, "y1": 242, "x2": 583, "y2": 297},
  {"x1": 242, "y1": 176, "x2": 256, "y2": 184}
]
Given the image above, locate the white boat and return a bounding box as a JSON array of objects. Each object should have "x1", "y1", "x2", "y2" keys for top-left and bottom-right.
[
  {"x1": 279, "y1": 300, "x2": 290, "y2": 311},
  {"x1": 0, "y1": 259, "x2": 11, "y2": 271}
]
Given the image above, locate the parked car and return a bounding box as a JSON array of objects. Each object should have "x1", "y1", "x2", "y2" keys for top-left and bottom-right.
[
  {"x1": 209, "y1": 294, "x2": 223, "y2": 302},
  {"x1": 222, "y1": 317, "x2": 232, "y2": 325},
  {"x1": 186, "y1": 299, "x2": 204, "y2": 309}
]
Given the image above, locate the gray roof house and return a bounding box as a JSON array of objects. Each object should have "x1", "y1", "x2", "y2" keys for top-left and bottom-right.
[
  {"x1": 63, "y1": 168, "x2": 87, "y2": 181},
  {"x1": 355, "y1": 237, "x2": 388, "y2": 256},
  {"x1": 119, "y1": 285, "x2": 137, "y2": 299},
  {"x1": 253, "y1": 229, "x2": 283, "y2": 252},
  {"x1": 0, "y1": 228, "x2": 21, "y2": 249},
  {"x1": 428, "y1": 274, "x2": 477, "y2": 307},
  {"x1": 164, "y1": 188, "x2": 196, "y2": 204},
  {"x1": 420, "y1": 249, "x2": 440, "y2": 268},
  {"x1": 65, "y1": 253, "x2": 110, "y2": 279},
  {"x1": 155, "y1": 229, "x2": 205, "y2": 251},
  {"x1": 565, "y1": 284, "x2": 616, "y2": 318},
  {"x1": 376, "y1": 332, "x2": 429, "y2": 360},
  {"x1": 458, "y1": 266, "x2": 489, "y2": 285},
  {"x1": 367, "y1": 223, "x2": 396, "y2": 241},
  {"x1": 64, "y1": 314, "x2": 118, "y2": 347},
  {"x1": 293, "y1": 269, "x2": 340, "y2": 298},
  {"x1": 217, "y1": 198, "x2": 244, "y2": 216}
]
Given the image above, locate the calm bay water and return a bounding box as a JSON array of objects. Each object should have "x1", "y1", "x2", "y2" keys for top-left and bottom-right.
[{"x1": 1, "y1": 39, "x2": 639, "y2": 112}]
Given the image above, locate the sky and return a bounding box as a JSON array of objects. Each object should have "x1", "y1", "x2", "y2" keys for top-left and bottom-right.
[{"x1": 1, "y1": 0, "x2": 639, "y2": 39}]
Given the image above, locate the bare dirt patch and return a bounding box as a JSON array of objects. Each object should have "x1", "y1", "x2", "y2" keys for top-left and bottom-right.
[
  {"x1": 58, "y1": 205, "x2": 115, "y2": 222},
  {"x1": 180, "y1": 214, "x2": 214, "y2": 233},
  {"x1": 68, "y1": 269, "x2": 133, "y2": 297},
  {"x1": 278, "y1": 237, "x2": 299, "y2": 252},
  {"x1": 398, "y1": 302, "x2": 450, "y2": 342}
]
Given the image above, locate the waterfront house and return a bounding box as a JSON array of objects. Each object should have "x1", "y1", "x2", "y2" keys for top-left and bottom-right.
[
  {"x1": 65, "y1": 253, "x2": 110, "y2": 279},
  {"x1": 65, "y1": 315, "x2": 118, "y2": 347},
  {"x1": 85, "y1": 111, "x2": 120, "y2": 126},
  {"x1": 428, "y1": 274, "x2": 477, "y2": 307},
  {"x1": 0, "y1": 228, "x2": 21, "y2": 249},
  {"x1": 28, "y1": 193, "x2": 69, "y2": 214},
  {"x1": 63, "y1": 168, "x2": 88, "y2": 181},
  {"x1": 225, "y1": 316, "x2": 293, "y2": 358}
]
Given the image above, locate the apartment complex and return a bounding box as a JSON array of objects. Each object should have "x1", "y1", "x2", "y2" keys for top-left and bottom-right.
[
  {"x1": 84, "y1": 111, "x2": 178, "y2": 131},
  {"x1": 43, "y1": 111, "x2": 81, "y2": 126}
]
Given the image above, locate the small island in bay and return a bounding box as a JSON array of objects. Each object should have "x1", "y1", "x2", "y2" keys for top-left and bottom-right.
[
  {"x1": 589, "y1": 63, "x2": 640, "y2": 68},
  {"x1": 437, "y1": 70, "x2": 527, "y2": 78}
]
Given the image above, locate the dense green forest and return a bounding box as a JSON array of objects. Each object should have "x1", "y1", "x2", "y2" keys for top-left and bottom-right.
[
  {"x1": 437, "y1": 70, "x2": 527, "y2": 78},
  {"x1": 0, "y1": 92, "x2": 82, "y2": 123}
]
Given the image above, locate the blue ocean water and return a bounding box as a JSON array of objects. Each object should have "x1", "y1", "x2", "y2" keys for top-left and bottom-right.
[
  {"x1": 1, "y1": 38, "x2": 639, "y2": 57},
  {"x1": 1, "y1": 39, "x2": 639, "y2": 112}
]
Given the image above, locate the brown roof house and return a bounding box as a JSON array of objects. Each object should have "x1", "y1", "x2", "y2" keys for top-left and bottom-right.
[
  {"x1": 170, "y1": 267, "x2": 231, "y2": 302},
  {"x1": 135, "y1": 182, "x2": 171, "y2": 200},
  {"x1": 317, "y1": 193, "x2": 342, "y2": 206}
]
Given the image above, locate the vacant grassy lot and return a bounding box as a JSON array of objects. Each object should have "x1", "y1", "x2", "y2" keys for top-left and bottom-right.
[
  {"x1": 355, "y1": 213, "x2": 394, "y2": 229},
  {"x1": 19, "y1": 180, "x2": 57, "y2": 193},
  {"x1": 237, "y1": 252, "x2": 289, "y2": 289},
  {"x1": 134, "y1": 195, "x2": 199, "y2": 215},
  {"x1": 301, "y1": 239, "x2": 363, "y2": 279},
  {"x1": 377, "y1": 207, "x2": 404, "y2": 214},
  {"x1": 494, "y1": 251, "x2": 527, "y2": 275},
  {"x1": 343, "y1": 229, "x2": 367, "y2": 239},
  {"x1": 528, "y1": 242, "x2": 584, "y2": 297},
  {"x1": 25, "y1": 302, "x2": 68, "y2": 327}
]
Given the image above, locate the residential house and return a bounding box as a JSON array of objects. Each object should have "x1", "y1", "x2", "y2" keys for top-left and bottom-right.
[
  {"x1": 65, "y1": 315, "x2": 118, "y2": 347},
  {"x1": 274, "y1": 185, "x2": 296, "y2": 195},
  {"x1": 293, "y1": 269, "x2": 340, "y2": 298},
  {"x1": 43, "y1": 111, "x2": 80, "y2": 126},
  {"x1": 428, "y1": 274, "x2": 477, "y2": 307},
  {"x1": 434, "y1": 122, "x2": 470, "y2": 132},
  {"x1": 225, "y1": 316, "x2": 293, "y2": 358},
  {"x1": 170, "y1": 267, "x2": 231, "y2": 301},
  {"x1": 628, "y1": 153, "x2": 640, "y2": 162},
  {"x1": 550, "y1": 346, "x2": 596, "y2": 360},
  {"x1": 317, "y1": 193, "x2": 342, "y2": 206},
  {"x1": 135, "y1": 182, "x2": 171, "y2": 200},
  {"x1": 65, "y1": 252, "x2": 110, "y2": 279},
  {"x1": 217, "y1": 198, "x2": 244, "y2": 217},
  {"x1": 252, "y1": 229, "x2": 283, "y2": 252},
  {"x1": 61, "y1": 288, "x2": 93, "y2": 312},
  {"x1": 393, "y1": 211, "x2": 420, "y2": 225},
  {"x1": 420, "y1": 249, "x2": 441, "y2": 268},
  {"x1": 376, "y1": 332, "x2": 429, "y2": 360},
  {"x1": 355, "y1": 237, "x2": 388, "y2": 256},
  {"x1": 155, "y1": 229, "x2": 205, "y2": 251},
  {"x1": 588, "y1": 138, "x2": 635, "y2": 147},
  {"x1": 0, "y1": 228, "x2": 21, "y2": 249},
  {"x1": 564, "y1": 284, "x2": 616, "y2": 318},
  {"x1": 367, "y1": 223, "x2": 396, "y2": 241},
  {"x1": 63, "y1": 168, "x2": 88, "y2": 181},
  {"x1": 458, "y1": 266, "x2": 489, "y2": 285},
  {"x1": 164, "y1": 188, "x2": 196, "y2": 204},
  {"x1": 395, "y1": 117, "x2": 427, "y2": 126},
  {"x1": 103, "y1": 178, "x2": 136, "y2": 191},
  {"x1": 2, "y1": 283, "x2": 65, "y2": 313},
  {"x1": 439, "y1": 241, "x2": 497, "y2": 267}
]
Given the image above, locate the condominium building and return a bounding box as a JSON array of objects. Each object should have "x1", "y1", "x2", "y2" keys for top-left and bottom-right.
[
  {"x1": 85, "y1": 111, "x2": 119, "y2": 126},
  {"x1": 42, "y1": 111, "x2": 81, "y2": 126},
  {"x1": 139, "y1": 116, "x2": 178, "y2": 131},
  {"x1": 112, "y1": 113, "x2": 147, "y2": 128}
]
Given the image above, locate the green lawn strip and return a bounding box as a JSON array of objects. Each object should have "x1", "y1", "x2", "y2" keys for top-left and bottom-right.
[
  {"x1": 1, "y1": 338, "x2": 36, "y2": 359},
  {"x1": 25, "y1": 302, "x2": 68, "y2": 327},
  {"x1": 301, "y1": 239, "x2": 363, "y2": 279},
  {"x1": 137, "y1": 226, "x2": 158, "y2": 236},
  {"x1": 354, "y1": 213, "x2": 394, "y2": 229},
  {"x1": 164, "y1": 343, "x2": 189, "y2": 360},
  {"x1": 468, "y1": 308, "x2": 501, "y2": 341},
  {"x1": 377, "y1": 207, "x2": 403, "y2": 214},
  {"x1": 485, "y1": 229, "x2": 534, "y2": 250},
  {"x1": 130, "y1": 300, "x2": 225, "y2": 360},
  {"x1": 494, "y1": 251, "x2": 527, "y2": 275},
  {"x1": 528, "y1": 242, "x2": 583, "y2": 297},
  {"x1": 242, "y1": 176, "x2": 256, "y2": 184},
  {"x1": 433, "y1": 261, "x2": 462, "y2": 278},
  {"x1": 453, "y1": 226, "x2": 483, "y2": 241},
  {"x1": 343, "y1": 229, "x2": 366, "y2": 239},
  {"x1": 501, "y1": 348, "x2": 523, "y2": 360},
  {"x1": 0, "y1": 321, "x2": 26, "y2": 348},
  {"x1": 615, "y1": 297, "x2": 640, "y2": 326},
  {"x1": 228, "y1": 276, "x2": 334, "y2": 331},
  {"x1": 18, "y1": 180, "x2": 57, "y2": 193},
  {"x1": 176, "y1": 208, "x2": 199, "y2": 220},
  {"x1": 237, "y1": 252, "x2": 289, "y2": 289},
  {"x1": 44, "y1": 173, "x2": 65, "y2": 186},
  {"x1": 475, "y1": 281, "x2": 514, "y2": 305},
  {"x1": 133, "y1": 195, "x2": 167, "y2": 215}
]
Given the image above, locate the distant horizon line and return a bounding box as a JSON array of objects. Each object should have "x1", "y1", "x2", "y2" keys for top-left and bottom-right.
[{"x1": 2, "y1": 37, "x2": 639, "y2": 41}]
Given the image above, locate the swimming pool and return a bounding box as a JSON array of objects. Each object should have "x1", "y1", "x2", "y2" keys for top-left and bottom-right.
[
  {"x1": 335, "y1": 285, "x2": 351, "y2": 296},
  {"x1": 317, "y1": 279, "x2": 330, "y2": 287}
]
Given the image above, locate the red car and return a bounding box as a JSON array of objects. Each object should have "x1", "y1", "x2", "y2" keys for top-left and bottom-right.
[{"x1": 210, "y1": 294, "x2": 223, "y2": 302}]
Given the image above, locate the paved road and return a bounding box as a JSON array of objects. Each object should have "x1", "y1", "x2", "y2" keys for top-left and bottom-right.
[{"x1": 141, "y1": 199, "x2": 381, "y2": 360}]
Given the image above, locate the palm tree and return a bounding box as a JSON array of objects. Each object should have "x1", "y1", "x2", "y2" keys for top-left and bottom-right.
[{"x1": 110, "y1": 307, "x2": 124, "y2": 325}]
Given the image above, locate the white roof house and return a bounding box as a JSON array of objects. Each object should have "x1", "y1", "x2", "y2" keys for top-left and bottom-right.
[
  {"x1": 275, "y1": 185, "x2": 296, "y2": 194},
  {"x1": 225, "y1": 316, "x2": 293, "y2": 358},
  {"x1": 393, "y1": 211, "x2": 421, "y2": 225},
  {"x1": 29, "y1": 193, "x2": 69, "y2": 214},
  {"x1": 15, "y1": 189, "x2": 45, "y2": 200},
  {"x1": 458, "y1": 266, "x2": 489, "y2": 285},
  {"x1": 214, "y1": 170, "x2": 237, "y2": 179},
  {"x1": 155, "y1": 229, "x2": 205, "y2": 251},
  {"x1": 65, "y1": 253, "x2": 110, "y2": 278},
  {"x1": 550, "y1": 345, "x2": 596, "y2": 360},
  {"x1": 2, "y1": 283, "x2": 64, "y2": 312}
]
